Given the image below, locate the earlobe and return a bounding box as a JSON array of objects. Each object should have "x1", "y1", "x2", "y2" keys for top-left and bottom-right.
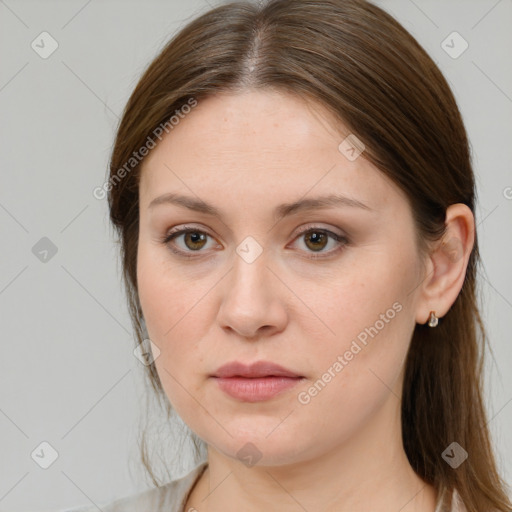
[{"x1": 415, "y1": 203, "x2": 475, "y2": 325}]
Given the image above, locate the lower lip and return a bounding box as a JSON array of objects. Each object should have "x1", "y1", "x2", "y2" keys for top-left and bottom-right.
[{"x1": 213, "y1": 376, "x2": 303, "y2": 402}]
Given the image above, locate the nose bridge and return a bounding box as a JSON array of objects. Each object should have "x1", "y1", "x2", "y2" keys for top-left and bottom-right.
[
  {"x1": 217, "y1": 240, "x2": 287, "y2": 337},
  {"x1": 228, "y1": 231, "x2": 271, "y2": 292},
  {"x1": 229, "y1": 243, "x2": 273, "y2": 305}
]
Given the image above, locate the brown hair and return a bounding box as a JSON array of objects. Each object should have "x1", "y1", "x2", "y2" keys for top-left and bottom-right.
[{"x1": 106, "y1": 0, "x2": 511, "y2": 510}]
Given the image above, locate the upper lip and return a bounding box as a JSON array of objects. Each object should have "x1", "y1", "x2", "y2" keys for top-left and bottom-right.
[{"x1": 212, "y1": 361, "x2": 302, "y2": 378}]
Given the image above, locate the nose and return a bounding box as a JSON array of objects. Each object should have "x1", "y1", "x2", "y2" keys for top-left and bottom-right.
[{"x1": 216, "y1": 251, "x2": 288, "y2": 340}]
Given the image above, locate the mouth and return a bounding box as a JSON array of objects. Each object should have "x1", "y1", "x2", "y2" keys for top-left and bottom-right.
[
  {"x1": 210, "y1": 361, "x2": 305, "y2": 402},
  {"x1": 211, "y1": 360, "x2": 303, "y2": 379}
]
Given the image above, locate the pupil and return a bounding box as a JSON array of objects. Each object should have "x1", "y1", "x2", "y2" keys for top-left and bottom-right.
[
  {"x1": 187, "y1": 232, "x2": 206, "y2": 250},
  {"x1": 307, "y1": 232, "x2": 326, "y2": 251}
]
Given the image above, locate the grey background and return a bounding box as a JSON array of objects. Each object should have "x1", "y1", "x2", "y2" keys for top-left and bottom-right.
[{"x1": 0, "y1": 0, "x2": 510, "y2": 510}]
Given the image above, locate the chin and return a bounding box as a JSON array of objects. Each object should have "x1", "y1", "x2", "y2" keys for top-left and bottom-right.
[{"x1": 209, "y1": 430, "x2": 314, "y2": 468}]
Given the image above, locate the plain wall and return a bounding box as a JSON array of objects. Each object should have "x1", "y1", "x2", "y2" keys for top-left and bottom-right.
[{"x1": 0, "y1": 0, "x2": 510, "y2": 510}]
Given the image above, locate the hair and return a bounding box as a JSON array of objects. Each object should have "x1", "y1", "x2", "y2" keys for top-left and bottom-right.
[{"x1": 106, "y1": 0, "x2": 511, "y2": 510}]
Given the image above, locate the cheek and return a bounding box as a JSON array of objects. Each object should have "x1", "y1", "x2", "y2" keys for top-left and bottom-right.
[
  {"x1": 292, "y1": 286, "x2": 413, "y2": 451},
  {"x1": 302, "y1": 251, "x2": 417, "y2": 397},
  {"x1": 137, "y1": 251, "x2": 206, "y2": 416},
  {"x1": 137, "y1": 242, "x2": 201, "y2": 338},
  {"x1": 136, "y1": 243, "x2": 217, "y2": 398},
  {"x1": 304, "y1": 259, "x2": 412, "y2": 348}
]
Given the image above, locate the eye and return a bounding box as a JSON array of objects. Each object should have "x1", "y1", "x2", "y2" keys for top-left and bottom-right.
[
  {"x1": 161, "y1": 224, "x2": 349, "y2": 259},
  {"x1": 162, "y1": 225, "x2": 219, "y2": 258},
  {"x1": 289, "y1": 226, "x2": 349, "y2": 259}
]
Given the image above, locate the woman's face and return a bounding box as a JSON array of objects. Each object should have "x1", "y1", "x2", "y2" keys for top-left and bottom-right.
[{"x1": 137, "y1": 90, "x2": 427, "y2": 466}]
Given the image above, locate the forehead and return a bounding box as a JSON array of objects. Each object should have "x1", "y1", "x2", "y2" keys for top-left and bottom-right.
[
  {"x1": 144, "y1": 90, "x2": 344, "y2": 166},
  {"x1": 139, "y1": 90, "x2": 402, "y2": 213}
]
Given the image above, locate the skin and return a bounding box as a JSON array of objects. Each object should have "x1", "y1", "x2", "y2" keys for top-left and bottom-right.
[{"x1": 136, "y1": 90, "x2": 475, "y2": 512}]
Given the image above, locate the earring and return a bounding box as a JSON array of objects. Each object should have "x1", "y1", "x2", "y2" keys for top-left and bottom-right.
[{"x1": 428, "y1": 311, "x2": 439, "y2": 328}]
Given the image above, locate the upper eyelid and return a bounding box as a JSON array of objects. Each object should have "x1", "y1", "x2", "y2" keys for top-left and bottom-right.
[{"x1": 165, "y1": 223, "x2": 345, "y2": 241}]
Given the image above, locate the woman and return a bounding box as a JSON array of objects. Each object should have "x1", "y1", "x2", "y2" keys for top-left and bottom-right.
[{"x1": 73, "y1": 0, "x2": 511, "y2": 510}]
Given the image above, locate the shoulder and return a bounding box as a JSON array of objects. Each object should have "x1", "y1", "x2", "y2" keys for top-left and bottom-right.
[
  {"x1": 451, "y1": 489, "x2": 467, "y2": 512},
  {"x1": 434, "y1": 486, "x2": 467, "y2": 512},
  {"x1": 61, "y1": 461, "x2": 208, "y2": 512}
]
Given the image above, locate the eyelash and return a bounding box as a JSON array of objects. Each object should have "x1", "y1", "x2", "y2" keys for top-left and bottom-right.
[{"x1": 161, "y1": 224, "x2": 349, "y2": 260}]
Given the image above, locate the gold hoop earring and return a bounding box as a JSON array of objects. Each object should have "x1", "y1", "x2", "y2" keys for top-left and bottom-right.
[{"x1": 428, "y1": 311, "x2": 439, "y2": 328}]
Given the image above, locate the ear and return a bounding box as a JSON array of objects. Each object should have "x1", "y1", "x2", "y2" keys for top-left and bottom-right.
[{"x1": 415, "y1": 203, "x2": 475, "y2": 325}]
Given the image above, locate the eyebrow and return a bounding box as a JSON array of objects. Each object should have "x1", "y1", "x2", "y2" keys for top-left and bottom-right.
[{"x1": 148, "y1": 192, "x2": 373, "y2": 220}]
